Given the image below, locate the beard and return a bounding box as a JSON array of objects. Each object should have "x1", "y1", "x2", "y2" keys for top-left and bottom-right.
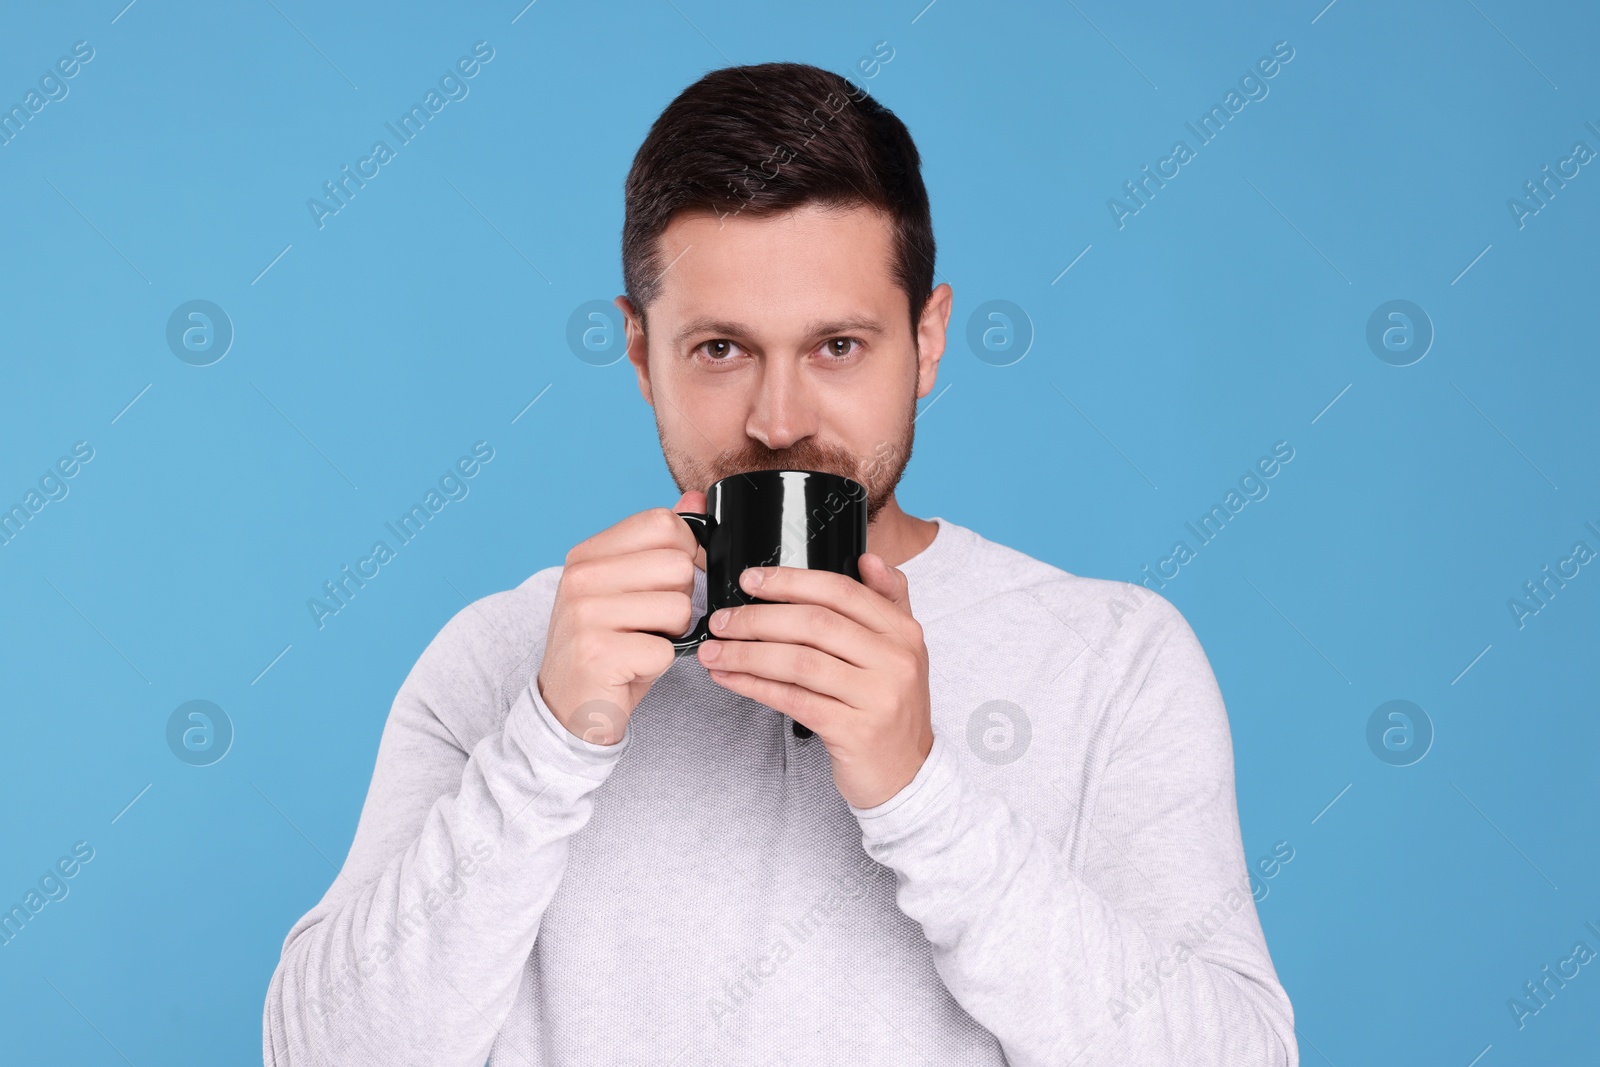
[{"x1": 658, "y1": 391, "x2": 916, "y2": 525}]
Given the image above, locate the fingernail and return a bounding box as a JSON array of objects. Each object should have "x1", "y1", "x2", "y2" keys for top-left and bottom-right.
[
  {"x1": 699, "y1": 640, "x2": 721, "y2": 662},
  {"x1": 711, "y1": 609, "x2": 730, "y2": 631},
  {"x1": 744, "y1": 568, "x2": 764, "y2": 589}
]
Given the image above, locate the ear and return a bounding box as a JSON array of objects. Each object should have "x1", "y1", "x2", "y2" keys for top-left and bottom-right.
[
  {"x1": 913, "y1": 283, "x2": 953, "y2": 399},
  {"x1": 616, "y1": 295, "x2": 653, "y2": 406}
]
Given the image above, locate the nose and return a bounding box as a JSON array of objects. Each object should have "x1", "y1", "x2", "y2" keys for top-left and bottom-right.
[{"x1": 745, "y1": 356, "x2": 818, "y2": 450}]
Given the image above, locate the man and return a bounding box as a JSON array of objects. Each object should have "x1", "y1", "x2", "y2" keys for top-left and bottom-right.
[{"x1": 263, "y1": 62, "x2": 1296, "y2": 1066}]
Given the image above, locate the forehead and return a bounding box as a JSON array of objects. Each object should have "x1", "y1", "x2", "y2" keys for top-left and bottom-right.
[{"x1": 648, "y1": 202, "x2": 904, "y2": 329}]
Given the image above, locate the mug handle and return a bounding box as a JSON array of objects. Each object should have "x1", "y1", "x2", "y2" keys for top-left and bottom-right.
[{"x1": 649, "y1": 512, "x2": 713, "y2": 654}]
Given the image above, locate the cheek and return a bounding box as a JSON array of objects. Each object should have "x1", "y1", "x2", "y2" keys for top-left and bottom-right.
[
  {"x1": 671, "y1": 369, "x2": 755, "y2": 434},
  {"x1": 822, "y1": 364, "x2": 913, "y2": 444},
  {"x1": 655, "y1": 367, "x2": 755, "y2": 461}
]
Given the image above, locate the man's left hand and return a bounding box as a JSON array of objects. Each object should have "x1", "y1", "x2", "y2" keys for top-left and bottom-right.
[{"x1": 695, "y1": 553, "x2": 934, "y2": 809}]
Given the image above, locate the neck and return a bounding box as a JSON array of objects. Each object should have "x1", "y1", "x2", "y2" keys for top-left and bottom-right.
[{"x1": 865, "y1": 495, "x2": 938, "y2": 568}]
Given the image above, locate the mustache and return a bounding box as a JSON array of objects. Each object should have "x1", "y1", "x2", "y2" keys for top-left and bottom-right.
[{"x1": 709, "y1": 439, "x2": 861, "y2": 483}]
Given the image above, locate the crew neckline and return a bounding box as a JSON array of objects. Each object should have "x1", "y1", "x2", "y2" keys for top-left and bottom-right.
[{"x1": 896, "y1": 516, "x2": 977, "y2": 602}]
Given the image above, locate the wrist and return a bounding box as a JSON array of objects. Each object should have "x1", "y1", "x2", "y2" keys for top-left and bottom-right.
[{"x1": 537, "y1": 673, "x2": 626, "y2": 747}]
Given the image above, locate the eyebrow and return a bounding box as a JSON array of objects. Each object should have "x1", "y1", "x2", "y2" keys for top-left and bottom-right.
[{"x1": 671, "y1": 316, "x2": 887, "y2": 348}]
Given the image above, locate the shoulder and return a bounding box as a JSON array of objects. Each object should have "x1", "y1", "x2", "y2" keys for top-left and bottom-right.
[
  {"x1": 416, "y1": 564, "x2": 563, "y2": 666},
  {"x1": 973, "y1": 532, "x2": 1227, "y2": 752},
  {"x1": 944, "y1": 524, "x2": 1207, "y2": 721},
  {"x1": 392, "y1": 564, "x2": 565, "y2": 749},
  {"x1": 953, "y1": 523, "x2": 1191, "y2": 661}
]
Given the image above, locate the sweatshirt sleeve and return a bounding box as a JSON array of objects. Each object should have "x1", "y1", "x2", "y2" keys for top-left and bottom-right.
[
  {"x1": 262, "y1": 595, "x2": 631, "y2": 1067},
  {"x1": 847, "y1": 596, "x2": 1296, "y2": 1067}
]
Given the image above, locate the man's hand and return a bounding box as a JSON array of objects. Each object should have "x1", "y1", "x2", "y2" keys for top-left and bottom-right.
[
  {"x1": 694, "y1": 553, "x2": 934, "y2": 808},
  {"x1": 537, "y1": 491, "x2": 706, "y2": 746}
]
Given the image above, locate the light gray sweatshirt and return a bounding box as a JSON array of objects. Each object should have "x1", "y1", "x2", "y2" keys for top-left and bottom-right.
[{"x1": 262, "y1": 516, "x2": 1296, "y2": 1066}]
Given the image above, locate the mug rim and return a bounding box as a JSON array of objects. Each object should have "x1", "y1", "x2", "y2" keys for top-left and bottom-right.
[{"x1": 708, "y1": 468, "x2": 867, "y2": 499}]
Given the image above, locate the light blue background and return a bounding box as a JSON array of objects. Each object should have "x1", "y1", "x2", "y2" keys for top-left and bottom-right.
[{"x1": 1, "y1": 0, "x2": 1596, "y2": 1063}]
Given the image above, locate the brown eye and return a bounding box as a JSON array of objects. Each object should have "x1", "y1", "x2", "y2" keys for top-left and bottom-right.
[
  {"x1": 699, "y1": 340, "x2": 739, "y2": 360},
  {"x1": 823, "y1": 337, "x2": 861, "y2": 359}
]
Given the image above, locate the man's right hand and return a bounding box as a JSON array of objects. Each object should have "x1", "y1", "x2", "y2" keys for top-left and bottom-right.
[{"x1": 535, "y1": 491, "x2": 707, "y2": 746}]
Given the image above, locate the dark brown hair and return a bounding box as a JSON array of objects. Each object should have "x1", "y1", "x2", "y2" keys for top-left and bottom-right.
[{"x1": 622, "y1": 61, "x2": 935, "y2": 337}]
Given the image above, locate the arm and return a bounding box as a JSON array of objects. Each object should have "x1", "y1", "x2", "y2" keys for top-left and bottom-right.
[
  {"x1": 847, "y1": 596, "x2": 1296, "y2": 1067},
  {"x1": 262, "y1": 596, "x2": 631, "y2": 1067}
]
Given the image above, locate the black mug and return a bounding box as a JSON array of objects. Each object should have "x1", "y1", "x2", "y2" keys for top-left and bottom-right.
[{"x1": 654, "y1": 469, "x2": 869, "y2": 736}]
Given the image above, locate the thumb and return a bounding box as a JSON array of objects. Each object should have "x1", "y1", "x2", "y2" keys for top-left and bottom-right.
[
  {"x1": 673, "y1": 489, "x2": 708, "y2": 514},
  {"x1": 671, "y1": 490, "x2": 709, "y2": 571},
  {"x1": 859, "y1": 552, "x2": 911, "y2": 612}
]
